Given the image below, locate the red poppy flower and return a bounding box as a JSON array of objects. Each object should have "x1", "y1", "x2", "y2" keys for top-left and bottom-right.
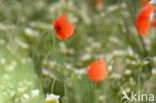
[
  {"x1": 136, "y1": 4, "x2": 155, "y2": 37},
  {"x1": 140, "y1": 0, "x2": 149, "y2": 6},
  {"x1": 87, "y1": 60, "x2": 107, "y2": 82},
  {"x1": 151, "y1": 19, "x2": 156, "y2": 27},
  {"x1": 96, "y1": 0, "x2": 103, "y2": 8},
  {"x1": 53, "y1": 14, "x2": 74, "y2": 40}
]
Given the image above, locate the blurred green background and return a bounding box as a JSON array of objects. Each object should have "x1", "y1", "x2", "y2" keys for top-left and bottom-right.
[{"x1": 0, "y1": 0, "x2": 156, "y2": 103}]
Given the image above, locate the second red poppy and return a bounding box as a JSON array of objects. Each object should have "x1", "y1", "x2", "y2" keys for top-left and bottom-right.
[{"x1": 53, "y1": 14, "x2": 74, "y2": 40}]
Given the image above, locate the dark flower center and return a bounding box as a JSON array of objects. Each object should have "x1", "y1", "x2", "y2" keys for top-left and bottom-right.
[{"x1": 55, "y1": 26, "x2": 60, "y2": 31}]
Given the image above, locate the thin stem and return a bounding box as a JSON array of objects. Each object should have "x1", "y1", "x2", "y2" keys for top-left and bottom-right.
[
  {"x1": 117, "y1": 4, "x2": 137, "y2": 54},
  {"x1": 64, "y1": 80, "x2": 67, "y2": 96},
  {"x1": 51, "y1": 78, "x2": 56, "y2": 93},
  {"x1": 138, "y1": 36, "x2": 148, "y2": 57}
]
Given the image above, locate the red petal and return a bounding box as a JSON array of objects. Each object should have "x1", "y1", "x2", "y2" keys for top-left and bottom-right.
[
  {"x1": 53, "y1": 19, "x2": 58, "y2": 29},
  {"x1": 87, "y1": 60, "x2": 107, "y2": 82},
  {"x1": 56, "y1": 22, "x2": 74, "y2": 40},
  {"x1": 136, "y1": 4, "x2": 155, "y2": 36},
  {"x1": 58, "y1": 14, "x2": 67, "y2": 22},
  {"x1": 53, "y1": 14, "x2": 74, "y2": 40}
]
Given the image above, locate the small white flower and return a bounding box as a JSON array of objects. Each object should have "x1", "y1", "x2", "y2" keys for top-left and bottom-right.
[
  {"x1": 74, "y1": 68, "x2": 86, "y2": 75},
  {"x1": 152, "y1": 68, "x2": 156, "y2": 75},
  {"x1": 150, "y1": 13, "x2": 154, "y2": 22},
  {"x1": 99, "y1": 95, "x2": 105, "y2": 101},
  {"x1": 150, "y1": 0, "x2": 156, "y2": 4},
  {"x1": 125, "y1": 69, "x2": 132, "y2": 75},
  {"x1": 45, "y1": 94, "x2": 60, "y2": 103},
  {"x1": 108, "y1": 65, "x2": 112, "y2": 71},
  {"x1": 111, "y1": 73, "x2": 122, "y2": 79},
  {"x1": 25, "y1": 28, "x2": 39, "y2": 37},
  {"x1": 143, "y1": 60, "x2": 149, "y2": 65},
  {"x1": 113, "y1": 50, "x2": 125, "y2": 57},
  {"x1": 17, "y1": 87, "x2": 26, "y2": 94},
  {"x1": 81, "y1": 54, "x2": 91, "y2": 61},
  {"x1": 65, "y1": 63, "x2": 73, "y2": 69},
  {"x1": 32, "y1": 89, "x2": 40, "y2": 97},
  {"x1": 18, "y1": 41, "x2": 29, "y2": 49},
  {"x1": 23, "y1": 94, "x2": 30, "y2": 100}
]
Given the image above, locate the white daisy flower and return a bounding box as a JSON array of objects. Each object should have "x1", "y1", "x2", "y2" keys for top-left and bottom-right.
[
  {"x1": 32, "y1": 89, "x2": 40, "y2": 98},
  {"x1": 150, "y1": 0, "x2": 156, "y2": 4},
  {"x1": 45, "y1": 94, "x2": 60, "y2": 103}
]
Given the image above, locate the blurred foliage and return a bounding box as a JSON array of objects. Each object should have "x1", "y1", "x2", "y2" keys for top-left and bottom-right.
[{"x1": 0, "y1": 0, "x2": 156, "y2": 103}]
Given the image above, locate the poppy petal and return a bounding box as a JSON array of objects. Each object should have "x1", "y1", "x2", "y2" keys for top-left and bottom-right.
[
  {"x1": 53, "y1": 14, "x2": 74, "y2": 40},
  {"x1": 53, "y1": 19, "x2": 58, "y2": 29},
  {"x1": 55, "y1": 22, "x2": 74, "y2": 40},
  {"x1": 87, "y1": 60, "x2": 107, "y2": 82},
  {"x1": 136, "y1": 4, "x2": 155, "y2": 36},
  {"x1": 58, "y1": 14, "x2": 67, "y2": 22},
  {"x1": 61, "y1": 23, "x2": 74, "y2": 38}
]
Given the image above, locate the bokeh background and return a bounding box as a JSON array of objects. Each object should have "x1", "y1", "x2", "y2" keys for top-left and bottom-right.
[{"x1": 0, "y1": 0, "x2": 156, "y2": 103}]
